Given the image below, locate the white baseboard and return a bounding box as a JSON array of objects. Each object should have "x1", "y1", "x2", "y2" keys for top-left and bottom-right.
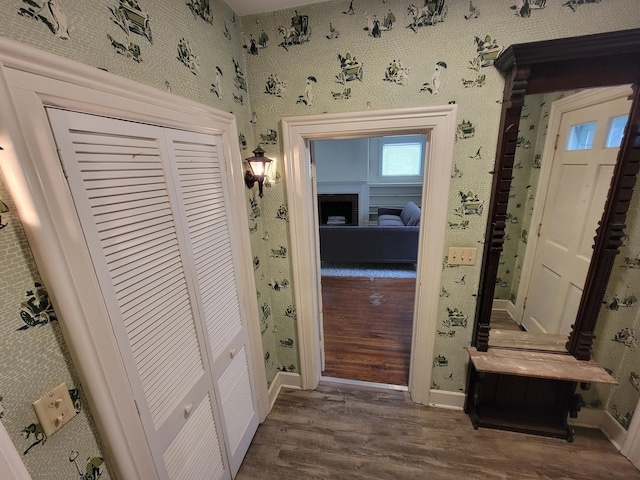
[
  {"x1": 568, "y1": 407, "x2": 605, "y2": 428},
  {"x1": 268, "y1": 372, "x2": 302, "y2": 410},
  {"x1": 566, "y1": 407, "x2": 626, "y2": 451},
  {"x1": 601, "y1": 410, "x2": 628, "y2": 451},
  {"x1": 492, "y1": 300, "x2": 515, "y2": 319},
  {"x1": 428, "y1": 389, "x2": 465, "y2": 410}
]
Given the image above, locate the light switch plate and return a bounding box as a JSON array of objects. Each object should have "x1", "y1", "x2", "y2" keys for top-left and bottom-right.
[
  {"x1": 32, "y1": 382, "x2": 77, "y2": 437},
  {"x1": 448, "y1": 247, "x2": 477, "y2": 266}
]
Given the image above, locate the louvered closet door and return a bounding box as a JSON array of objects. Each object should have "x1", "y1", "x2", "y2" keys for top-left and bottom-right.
[
  {"x1": 162, "y1": 129, "x2": 259, "y2": 476},
  {"x1": 46, "y1": 109, "x2": 256, "y2": 479}
]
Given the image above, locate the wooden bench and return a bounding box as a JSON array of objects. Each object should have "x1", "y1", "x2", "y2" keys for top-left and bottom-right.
[{"x1": 465, "y1": 346, "x2": 616, "y2": 441}]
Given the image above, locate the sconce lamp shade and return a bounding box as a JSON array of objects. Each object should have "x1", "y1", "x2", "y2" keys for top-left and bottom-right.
[
  {"x1": 0, "y1": 199, "x2": 8, "y2": 229},
  {"x1": 244, "y1": 146, "x2": 273, "y2": 197}
]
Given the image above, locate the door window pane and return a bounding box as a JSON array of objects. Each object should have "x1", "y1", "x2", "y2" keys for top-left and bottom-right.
[
  {"x1": 566, "y1": 121, "x2": 597, "y2": 150},
  {"x1": 605, "y1": 114, "x2": 629, "y2": 148}
]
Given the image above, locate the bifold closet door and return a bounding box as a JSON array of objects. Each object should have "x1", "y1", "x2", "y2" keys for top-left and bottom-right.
[
  {"x1": 46, "y1": 109, "x2": 258, "y2": 479},
  {"x1": 163, "y1": 128, "x2": 259, "y2": 475}
]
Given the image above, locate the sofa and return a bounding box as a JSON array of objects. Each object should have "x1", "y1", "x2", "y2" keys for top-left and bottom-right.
[{"x1": 319, "y1": 201, "x2": 420, "y2": 264}]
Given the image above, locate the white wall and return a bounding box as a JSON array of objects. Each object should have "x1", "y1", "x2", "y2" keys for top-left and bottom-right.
[{"x1": 314, "y1": 137, "x2": 369, "y2": 182}]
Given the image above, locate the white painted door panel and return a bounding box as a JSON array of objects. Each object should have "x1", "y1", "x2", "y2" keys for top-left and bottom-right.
[
  {"x1": 47, "y1": 109, "x2": 257, "y2": 479},
  {"x1": 164, "y1": 129, "x2": 259, "y2": 475},
  {"x1": 523, "y1": 92, "x2": 631, "y2": 335}
]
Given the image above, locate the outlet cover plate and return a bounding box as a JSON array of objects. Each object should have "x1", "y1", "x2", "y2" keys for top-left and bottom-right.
[{"x1": 32, "y1": 382, "x2": 77, "y2": 437}]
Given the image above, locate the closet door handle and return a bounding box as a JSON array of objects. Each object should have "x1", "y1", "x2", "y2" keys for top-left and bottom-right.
[
  {"x1": 229, "y1": 348, "x2": 236, "y2": 359},
  {"x1": 184, "y1": 403, "x2": 193, "y2": 417}
]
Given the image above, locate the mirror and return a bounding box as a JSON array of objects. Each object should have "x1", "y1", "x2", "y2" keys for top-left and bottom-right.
[
  {"x1": 489, "y1": 87, "x2": 633, "y2": 353},
  {"x1": 472, "y1": 28, "x2": 640, "y2": 360}
]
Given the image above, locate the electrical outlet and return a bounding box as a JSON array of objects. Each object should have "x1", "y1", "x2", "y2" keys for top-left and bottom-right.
[
  {"x1": 448, "y1": 247, "x2": 477, "y2": 266},
  {"x1": 32, "y1": 382, "x2": 77, "y2": 437}
]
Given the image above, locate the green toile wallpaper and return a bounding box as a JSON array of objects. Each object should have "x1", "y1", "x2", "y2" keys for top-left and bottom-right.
[
  {"x1": 0, "y1": 11, "x2": 639, "y2": 480},
  {"x1": 0, "y1": 0, "x2": 285, "y2": 477},
  {"x1": 240, "y1": 0, "x2": 640, "y2": 428},
  {"x1": 0, "y1": 169, "x2": 111, "y2": 479}
]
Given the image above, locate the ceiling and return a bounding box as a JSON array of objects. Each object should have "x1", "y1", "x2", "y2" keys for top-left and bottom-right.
[{"x1": 225, "y1": 0, "x2": 323, "y2": 17}]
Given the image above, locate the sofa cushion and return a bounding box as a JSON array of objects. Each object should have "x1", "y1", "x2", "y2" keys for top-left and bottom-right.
[
  {"x1": 401, "y1": 202, "x2": 421, "y2": 226},
  {"x1": 407, "y1": 211, "x2": 421, "y2": 226},
  {"x1": 378, "y1": 215, "x2": 405, "y2": 227}
]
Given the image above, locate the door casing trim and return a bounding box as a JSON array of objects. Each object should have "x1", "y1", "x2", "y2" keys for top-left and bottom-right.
[{"x1": 281, "y1": 105, "x2": 458, "y2": 404}]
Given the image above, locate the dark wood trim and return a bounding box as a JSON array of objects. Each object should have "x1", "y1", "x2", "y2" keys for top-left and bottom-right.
[
  {"x1": 473, "y1": 65, "x2": 530, "y2": 351},
  {"x1": 474, "y1": 28, "x2": 640, "y2": 360},
  {"x1": 465, "y1": 365, "x2": 577, "y2": 442}
]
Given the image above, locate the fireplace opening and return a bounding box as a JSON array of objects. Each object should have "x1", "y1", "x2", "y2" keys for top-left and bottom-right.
[{"x1": 317, "y1": 194, "x2": 358, "y2": 226}]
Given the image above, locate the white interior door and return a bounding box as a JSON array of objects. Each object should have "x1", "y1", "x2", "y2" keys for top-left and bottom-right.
[
  {"x1": 46, "y1": 109, "x2": 258, "y2": 479},
  {"x1": 522, "y1": 90, "x2": 631, "y2": 334},
  {"x1": 163, "y1": 128, "x2": 259, "y2": 475}
]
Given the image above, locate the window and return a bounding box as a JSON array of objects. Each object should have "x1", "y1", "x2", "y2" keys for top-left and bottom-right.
[
  {"x1": 566, "y1": 121, "x2": 597, "y2": 150},
  {"x1": 605, "y1": 114, "x2": 629, "y2": 148},
  {"x1": 381, "y1": 141, "x2": 423, "y2": 177}
]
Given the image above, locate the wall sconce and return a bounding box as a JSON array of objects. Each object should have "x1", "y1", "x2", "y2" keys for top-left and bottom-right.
[
  {"x1": 244, "y1": 146, "x2": 273, "y2": 197},
  {"x1": 0, "y1": 199, "x2": 8, "y2": 229}
]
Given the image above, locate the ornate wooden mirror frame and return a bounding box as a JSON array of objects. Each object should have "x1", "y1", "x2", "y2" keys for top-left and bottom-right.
[{"x1": 473, "y1": 28, "x2": 640, "y2": 360}]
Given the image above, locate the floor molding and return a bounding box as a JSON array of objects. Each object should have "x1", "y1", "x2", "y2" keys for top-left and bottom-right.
[
  {"x1": 428, "y1": 389, "x2": 465, "y2": 410},
  {"x1": 268, "y1": 372, "x2": 302, "y2": 410},
  {"x1": 492, "y1": 300, "x2": 515, "y2": 319},
  {"x1": 601, "y1": 410, "x2": 628, "y2": 451},
  {"x1": 568, "y1": 407, "x2": 627, "y2": 452},
  {"x1": 568, "y1": 406, "x2": 605, "y2": 429}
]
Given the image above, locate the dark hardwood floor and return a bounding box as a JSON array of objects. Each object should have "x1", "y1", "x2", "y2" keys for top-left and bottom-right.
[
  {"x1": 320, "y1": 276, "x2": 415, "y2": 385},
  {"x1": 236, "y1": 382, "x2": 640, "y2": 480}
]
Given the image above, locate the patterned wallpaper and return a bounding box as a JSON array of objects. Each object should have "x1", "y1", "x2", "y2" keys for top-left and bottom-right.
[
  {"x1": 0, "y1": 171, "x2": 110, "y2": 478},
  {"x1": 0, "y1": 0, "x2": 287, "y2": 476},
  {"x1": 240, "y1": 0, "x2": 640, "y2": 426},
  {"x1": 584, "y1": 189, "x2": 640, "y2": 430},
  {"x1": 0, "y1": 7, "x2": 639, "y2": 471}
]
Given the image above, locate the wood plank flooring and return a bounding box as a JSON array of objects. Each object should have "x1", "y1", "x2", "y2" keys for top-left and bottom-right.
[
  {"x1": 490, "y1": 309, "x2": 522, "y2": 331},
  {"x1": 321, "y1": 276, "x2": 415, "y2": 385},
  {"x1": 236, "y1": 382, "x2": 640, "y2": 480}
]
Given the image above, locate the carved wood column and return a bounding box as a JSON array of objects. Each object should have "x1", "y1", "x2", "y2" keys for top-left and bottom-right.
[{"x1": 473, "y1": 65, "x2": 530, "y2": 351}]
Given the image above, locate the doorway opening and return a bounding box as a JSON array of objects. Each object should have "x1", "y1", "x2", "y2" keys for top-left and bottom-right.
[
  {"x1": 281, "y1": 105, "x2": 457, "y2": 406},
  {"x1": 312, "y1": 134, "x2": 425, "y2": 387}
]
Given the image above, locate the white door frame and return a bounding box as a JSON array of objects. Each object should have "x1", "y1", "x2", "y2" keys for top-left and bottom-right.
[
  {"x1": 282, "y1": 106, "x2": 457, "y2": 404},
  {"x1": 0, "y1": 38, "x2": 268, "y2": 479},
  {"x1": 623, "y1": 396, "x2": 640, "y2": 468},
  {"x1": 0, "y1": 421, "x2": 31, "y2": 480},
  {"x1": 514, "y1": 85, "x2": 632, "y2": 330}
]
